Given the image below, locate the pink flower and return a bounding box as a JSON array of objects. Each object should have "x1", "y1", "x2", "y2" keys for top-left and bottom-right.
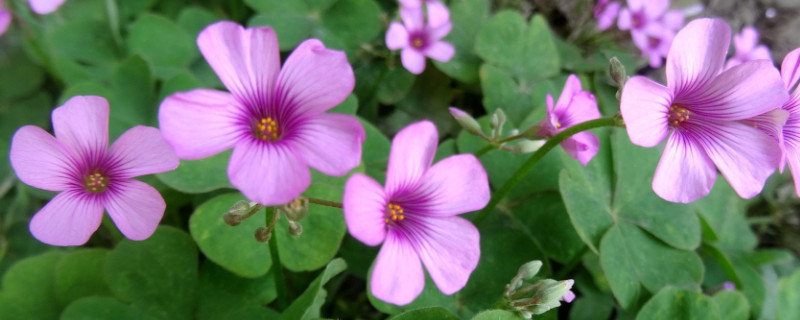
[
  {"x1": 343, "y1": 121, "x2": 489, "y2": 305},
  {"x1": 594, "y1": 0, "x2": 621, "y2": 31},
  {"x1": 159, "y1": 22, "x2": 364, "y2": 206},
  {"x1": 777, "y1": 48, "x2": 800, "y2": 196},
  {"x1": 562, "y1": 280, "x2": 576, "y2": 303},
  {"x1": 9, "y1": 96, "x2": 179, "y2": 246},
  {"x1": 618, "y1": 0, "x2": 683, "y2": 32},
  {"x1": 631, "y1": 22, "x2": 675, "y2": 68},
  {"x1": 722, "y1": 281, "x2": 736, "y2": 291},
  {"x1": 386, "y1": 6, "x2": 454, "y2": 74},
  {"x1": 397, "y1": 0, "x2": 450, "y2": 27},
  {"x1": 536, "y1": 75, "x2": 601, "y2": 165},
  {"x1": 620, "y1": 18, "x2": 789, "y2": 203},
  {"x1": 29, "y1": 0, "x2": 65, "y2": 14},
  {"x1": 725, "y1": 26, "x2": 773, "y2": 70},
  {"x1": 0, "y1": 1, "x2": 10, "y2": 37}
]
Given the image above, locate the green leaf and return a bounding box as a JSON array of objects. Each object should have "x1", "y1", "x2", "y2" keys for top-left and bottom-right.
[
  {"x1": 360, "y1": 117, "x2": 391, "y2": 181},
  {"x1": 248, "y1": 11, "x2": 313, "y2": 51},
  {"x1": 600, "y1": 223, "x2": 704, "y2": 309},
  {"x1": 511, "y1": 193, "x2": 585, "y2": 263},
  {"x1": 104, "y1": 226, "x2": 198, "y2": 320},
  {"x1": 189, "y1": 192, "x2": 273, "y2": 277},
  {"x1": 712, "y1": 290, "x2": 750, "y2": 320},
  {"x1": 394, "y1": 67, "x2": 455, "y2": 135},
  {"x1": 0, "y1": 251, "x2": 64, "y2": 320},
  {"x1": 388, "y1": 307, "x2": 461, "y2": 320},
  {"x1": 177, "y1": 7, "x2": 221, "y2": 39},
  {"x1": 61, "y1": 296, "x2": 156, "y2": 320},
  {"x1": 376, "y1": 66, "x2": 416, "y2": 105},
  {"x1": 156, "y1": 150, "x2": 234, "y2": 193},
  {"x1": 692, "y1": 179, "x2": 757, "y2": 253},
  {"x1": 0, "y1": 92, "x2": 51, "y2": 142},
  {"x1": 126, "y1": 14, "x2": 196, "y2": 79},
  {"x1": 54, "y1": 249, "x2": 112, "y2": 308},
  {"x1": 111, "y1": 54, "x2": 156, "y2": 127},
  {"x1": 320, "y1": 0, "x2": 381, "y2": 54},
  {"x1": 274, "y1": 170, "x2": 352, "y2": 271},
  {"x1": 433, "y1": 0, "x2": 489, "y2": 83},
  {"x1": 330, "y1": 94, "x2": 358, "y2": 115},
  {"x1": 479, "y1": 64, "x2": 534, "y2": 125},
  {"x1": 279, "y1": 257, "x2": 347, "y2": 320},
  {"x1": 635, "y1": 287, "x2": 719, "y2": 320},
  {"x1": 158, "y1": 71, "x2": 203, "y2": 101},
  {"x1": 47, "y1": 19, "x2": 120, "y2": 67},
  {"x1": 0, "y1": 47, "x2": 44, "y2": 101},
  {"x1": 475, "y1": 12, "x2": 559, "y2": 83},
  {"x1": 196, "y1": 260, "x2": 277, "y2": 320},
  {"x1": 471, "y1": 310, "x2": 522, "y2": 320},
  {"x1": 778, "y1": 269, "x2": 800, "y2": 320}
]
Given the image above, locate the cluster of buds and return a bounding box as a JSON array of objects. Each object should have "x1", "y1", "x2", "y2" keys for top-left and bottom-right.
[
  {"x1": 449, "y1": 107, "x2": 546, "y2": 154},
  {"x1": 502, "y1": 261, "x2": 575, "y2": 319},
  {"x1": 223, "y1": 197, "x2": 311, "y2": 243}
]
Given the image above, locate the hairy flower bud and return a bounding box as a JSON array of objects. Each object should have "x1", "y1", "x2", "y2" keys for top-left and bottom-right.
[
  {"x1": 254, "y1": 226, "x2": 271, "y2": 242},
  {"x1": 288, "y1": 220, "x2": 303, "y2": 236},
  {"x1": 223, "y1": 200, "x2": 260, "y2": 226},
  {"x1": 609, "y1": 57, "x2": 627, "y2": 88},
  {"x1": 449, "y1": 107, "x2": 486, "y2": 139}
]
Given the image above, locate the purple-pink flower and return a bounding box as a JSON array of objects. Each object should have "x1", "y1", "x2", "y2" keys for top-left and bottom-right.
[
  {"x1": 725, "y1": 26, "x2": 773, "y2": 70},
  {"x1": 562, "y1": 280, "x2": 576, "y2": 303},
  {"x1": 397, "y1": 0, "x2": 450, "y2": 27},
  {"x1": 777, "y1": 48, "x2": 800, "y2": 196},
  {"x1": 9, "y1": 96, "x2": 179, "y2": 246},
  {"x1": 536, "y1": 74, "x2": 601, "y2": 166},
  {"x1": 617, "y1": 0, "x2": 683, "y2": 33},
  {"x1": 631, "y1": 22, "x2": 675, "y2": 68},
  {"x1": 159, "y1": 22, "x2": 364, "y2": 206},
  {"x1": 721, "y1": 281, "x2": 736, "y2": 291},
  {"x1": 620, "y1": 18, "x2": 788, "y2": 203},
  {"x1": 0, "y1": 1, "x2": 10, "y2": 37},
  {"x1": 29, "y1": 0, "x2": 65, "y2": 14},
  {"x1": 594, "y1": 0, "x2": 621, "y2": 31},
  {"x1": 343, "y1": 121, "x2": 489, "y2": 305},
  {"x1": 386, "y1": 5, "x2": 454, "y2": 74}
]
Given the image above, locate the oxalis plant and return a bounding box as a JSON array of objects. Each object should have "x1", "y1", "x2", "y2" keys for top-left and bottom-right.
[{"x1": 0, "y1": 0, "x2": 799, "y2": 319}]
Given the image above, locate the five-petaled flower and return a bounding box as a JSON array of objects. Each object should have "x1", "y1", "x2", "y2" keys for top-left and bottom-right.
[
  {"x1": 725, "y1": 26, "x2": 773, "y2": 70},
  {"x1": 159, "y1": 21, "x2": 365, "y2": 206},
  {"x1": 386, "y1": 5, "x2": 454, "y2": 74},
  {"x1": 536, "y1": 74, "x2": 601, "y2": 165},
  {"x1": 620, "y1": 18, "x2": 789, "y2": 203},
  {"x1": 9, "y1": 96, "x2": 179, "y2": 246},
  {"x1": 343, "y1": 121, "x2": 490, "y2": 305}
]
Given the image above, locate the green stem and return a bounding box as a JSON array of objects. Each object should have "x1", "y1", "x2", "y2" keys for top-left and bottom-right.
[
  {"x1": 269, "y1": 225, "x2": 289, "y2": 310},
  {"x1": 472, "y1": 117, "x2": 621, "y2": 225},
  {"x1": 307, "y1": 197, "x2": 343, "y2": 209}
]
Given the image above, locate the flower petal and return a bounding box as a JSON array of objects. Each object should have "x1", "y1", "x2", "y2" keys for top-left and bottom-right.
[
  {"x1": 554, "y1": 75, "x2": 583, "y2": 112},
  {"x1": 289, "y1": 113, "x2": 365, "y2": 176},
  {"x1": 423, "y1": 41, "x2": 454, "y2": 62},
  {"x1": 429, "y1": 21, "x2": 452, "y2": 40},
  {"x1": 400, "y1": 6, "x2": 424, "y2": 32},
  {"x1": 275, "y1": 39, "x2": 355, "y2": 118},
  {"x1": 344, "y1": 173, "x2": 388, "y2": 246},
  {"x1": 652, "y1": 131, "x2": 717, "y2": 203},
  {"x1": 228, "y1": 142, "x2": 310, "y2": 206},
  {"x1": 29, "y1": 191, "x2": 104, "y2": 246},
  {"x1": 426, "y1": 0, "x2": 450, "y2": 28},
  {"x1": 786, "y1": 144, "x2": 800, "y2": 197},
  {"x1": 411, "y1": 216, "x2": 480, "y2": 295},
  {"x1": 0, "y1": 8, "x2": 11, "y2": 36},
  {"x1": 398, "y1": 0, "x2": 421, "y2": 7},
  {"x1": 561, "y1": 131, "x2": 600, "y2": 166},
  {"x1": 643, "y1": 0, "x2": 669, "y2": 19},
  {"x1": 103, "y1": 179, "x2": 165, "y2": 241},
  {"x1": 667, "y1": 18, "x2": 730, "y2": 95},
  {"x1": 108, "y1": 126, "x2": 179, "y2": 178},
  {"x1": 661, "y1": 10, "x2": 684, "y2": 30},
  {"x1": 678, "y1": 60, "x2": 788, "y2": 120},
  {"x1": 158, "y1": 89, "x2": 245, "y2": 159},
  {"x1": 557, "y1": 92, "x2": 600, "y2": 128},
  {"x1": 10, "y1": 126, "x2": 74, "y2": 191},
  {"x1": 401, "y1": 48, "x2": 427, "y2": 74},
  {"x1": 596, "y1": 1, "x2": 621, "y2": 31},
  {"x1": 197, "y1": 21, "x2": 281, "y2": 108},
  {"x1": 52, "y1": 95, "x2": 109, "y2": 160},
  {"x1": 746, "y1": 109, "x2": 789, "y2": 170},
  {"x1": 370, "y1": 230, "x2": 425, "y2": 305},
  {"x1": 734, "y1": 27, "x2": 758, "y2": 53},
  {"x1": 620, "y1": 76, "x2": 672, "y2": 147},
  {"x1": 386, "y1": 22, "x2": 409, "y2": 50},
  {"x1": 401, "y1": 154, "x2": 489, "y2": 216},
  {"x1": 692, "y1": 120, "x2": 781, "y2": 199},
  {"x1": 386, "y1": 121, "x2": 438, "y2": 197},
  {"x1": 781, "y1": 47, "x2": 800, "y2": 92},
  {"x1": 617, "y1": 8, "x2": 632, "y2": 30},
  {"x1": 28, "y1": 0, "x2": 65, "y2": 14}
]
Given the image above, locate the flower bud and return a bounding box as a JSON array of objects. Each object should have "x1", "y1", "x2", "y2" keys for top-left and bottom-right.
[
  {"x1": 519, "y1": 260, "x2": 543, "y2": 280},
  {"x1": 288, "y1": 220, "x2": 303, "y2": 236},
  {"x1": 490, "y1": 108, "x2": 507, "y2": 133},
  {"x1": 254, "y1": 226, "x2": 271, "y2": 242},
  {"x1": 609, "y1": 57, "x2": 627, "y2": 88},
  {"x1": 534, "y1": 279, "x2": 573, "y2": 306},
  {"x1": 506, "y1": 140, "x2": 546, "y2": 154},
  {"x1": 283, "y1": 197, "x2": 308, "y2": 221},
  {"x1": 449, "y1": 107, "x2": 486, "y2": 138},
  {"x1": 223, "y1": 200, "x2": 259, "y2": 226}
]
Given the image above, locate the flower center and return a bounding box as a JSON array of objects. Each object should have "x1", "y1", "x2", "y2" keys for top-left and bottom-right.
[
  {"x1": 411, "y1": 36, "x2": 424, "y2": 49},
  {"x1": 254, "y1": 117, "x2": 280, "y2": 141},
  {"x1": 648, "y1": 36, "x2": 660, "y2": 48},
  {"x1": 669, "y1": 105, "x2": 690, "y2": 127},
  {"x1": 384, "y1": 202, "x2": 405, "y2": 224},
  {"x1": 84, "y1": 172, "x2": 109, "y2": 194}
]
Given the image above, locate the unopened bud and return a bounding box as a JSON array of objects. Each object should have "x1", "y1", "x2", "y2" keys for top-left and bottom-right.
[
  {"x1": 490, "y1": 108, "x2": 507, "y2": 131},
  {"x1": 283, "y1": 197, "x2": 308, "y2": 221},
  {"x1": 534, "y1": 279, "x2": 573, "y2": 305},
  {"x1": 223, "y1": 200, "x2": 259, "y2": 226},
  {"x1": 449, "y1": 107, "x2": 486, "y2": 138},
  {"x1": 254, "y1": 226, "x2": 271, "y2": 242},
  {"x1": 609, "y1": 57, "x2": 627, "y2": 88},
  {"x1": 519, "y1": 261, "x2": 543, "y2": 280},
  {"x1": 288, "y1": 220, "x2": 303, "y2": 236},
  {"x1": 506, "y1": 140, "x2": 546, "y2": 154}
]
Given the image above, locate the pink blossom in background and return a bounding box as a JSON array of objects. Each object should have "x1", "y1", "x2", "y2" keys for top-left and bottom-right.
[
  {"x1": 594, "y1": 0, "x2": 621, "y2": 31},
  {"x1": 0, "y1": 1, "x2": 10, "y2": 37},
  {"x1": 159, "y1": 22, "x2": 364, "y2": 206},
  {"x1": 28, "y1": 0, "x2": 66, "y2": 14},
  {"x1": 725, "y1": 26, "x2": 773, "y2": 70},
  {"x1": 722, "y1": 281, "x2": 736, "y2": 291},
  {"x1": 386, "y1": 6, "x2": 454, "y2": 74},
  {"x1": 631, "y1": 22, "x2": 675, "y2": 68},
  {"x1": 617, "y1": 0, "x2": 683, "y2": 32},
  {"x1": 776, "y1": 48, "x2": 800, "y2": 197},
  {"x1": 343, "y1": 121, "x2": 489, "y2": 305},
  {"x1": 620, "y1": 18, "x2": 788, "y2": 203},
  {"x1": 9, "y1": 96, "x2": 179, "y2": 246},
  {"x1": 536, "y1": 75, "x2": 601, "y2": 166},
  {"x1": 397, "y1": 0, "x2": 450, "y2": 28}
]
